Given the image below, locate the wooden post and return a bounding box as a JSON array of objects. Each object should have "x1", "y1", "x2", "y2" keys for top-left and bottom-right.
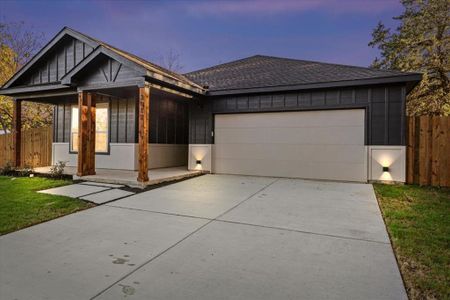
[
  {"x1": 137, "y1": 86, "x2": 150, "y2": 182},
  {"x1": 88, "y1": 93, "x2": 96, "y2": 174},
  {"x1": 12, "y1": 99, "x2": 21, "y2": 168},
  {"x1": 77, "y1": 91, "x2": 96, "y2": 176}
]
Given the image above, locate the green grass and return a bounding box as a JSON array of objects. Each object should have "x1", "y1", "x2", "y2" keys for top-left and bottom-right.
[
  {"x1": 0, "y1": 176, "x2": 94, "y2": 235},
  {"x1": 373, "y1": 183, "x2": 450, "y2": 300}
]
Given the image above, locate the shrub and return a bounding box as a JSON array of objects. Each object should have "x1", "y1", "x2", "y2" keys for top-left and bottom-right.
[
  {"x1": 17, "y1": 162, "x2": 34, "y2": 177},
  {"x1": 49, "y1": 161, "x2": 67, "y2": 178},
  {"x1": 0, "y1": 161, "x2": 16, "y2": 176}
]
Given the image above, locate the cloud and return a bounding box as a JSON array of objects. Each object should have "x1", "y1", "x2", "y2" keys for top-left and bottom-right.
[{"x1": 185, "y1": 0, "x2": 400, "y2": 15}]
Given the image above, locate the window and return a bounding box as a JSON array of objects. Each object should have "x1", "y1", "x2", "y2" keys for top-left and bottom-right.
[{"x1": 70, "y1": 102, "x2": 109, "y2": 153}]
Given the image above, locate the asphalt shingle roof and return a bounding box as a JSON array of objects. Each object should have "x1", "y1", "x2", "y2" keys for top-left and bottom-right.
[{"x1": 185, "y1": 55, "x2": 419, "y2": 92}]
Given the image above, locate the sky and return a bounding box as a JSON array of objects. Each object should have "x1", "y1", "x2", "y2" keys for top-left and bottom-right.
[{"x1": 0, "y1": 0, "x2": 403, "y2": 73}]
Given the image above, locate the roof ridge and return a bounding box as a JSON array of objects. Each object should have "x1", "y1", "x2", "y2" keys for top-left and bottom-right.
[
  {"x1": 186, "y1": 54, "x2": 419, "y2": 76},
  {"x1": 252, "y1": 54, "x2": 418, "y2": 75}
]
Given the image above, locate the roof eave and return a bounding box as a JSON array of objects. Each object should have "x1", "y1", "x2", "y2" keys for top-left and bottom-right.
[
  {"x1": 144, "y1": 75, "x2": 205, "y2": 96},
  {"x1": 205, "y1": 74, "x2": 423, "y2": 96},
  {"x1": 0, "y1": 83, "x2": 71, "y2": 96}
]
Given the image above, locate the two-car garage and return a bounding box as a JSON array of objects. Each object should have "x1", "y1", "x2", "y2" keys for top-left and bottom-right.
[{"x1": 212, "y1": 109, "x2": 367, "y2": 182}]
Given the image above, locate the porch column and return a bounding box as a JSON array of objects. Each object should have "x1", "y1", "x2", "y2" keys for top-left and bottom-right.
[
  {"x1": 12, "y1": 99, "x2": 21, "y2": 168},
  {"x1": 77, "y1": 91, "x2": 96, "y2": 176},
  {"x1": 137, "y1": 86, "x2": 150, "y2": 182}
]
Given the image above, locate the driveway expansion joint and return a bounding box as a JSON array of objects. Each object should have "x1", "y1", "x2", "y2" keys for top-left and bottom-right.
[
  {"x1": 105, "y1": 204, "x2": 213, "y2": 221},
  {"x1": 91, "y1": 178, "x2": 280, "y2": 299},
  {"x1": 107, "y1": 204, "x2": 389, "y2": 245},
  {"x1": 213, "y1": 219, "x2": 390, "y2": 245}
]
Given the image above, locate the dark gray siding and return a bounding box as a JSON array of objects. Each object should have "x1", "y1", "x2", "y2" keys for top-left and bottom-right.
[
  {"x1": 17, "y1": 36, "x2": 94, "y2": 86},
  {"x1": 189, "y1": 101, "x2": 213, "y2": 144},
  {"x1": 53, "y1": 96, "x2": 77, "y2": 143},
  {"x1": 76, "y1": 55, "x2": 142, "y2": 88},
  {"x1": 150, "y1": 96, "x2": 189, "y2": 144},
  {"x1": 189, "y1": 84, "x2": 406, "y2": 146},
  {"x1": 53, "y1": 93, "x2": 189, "y2": 145},
  {"x1": 108, "y1": 96, "x2": 136, "y2": 143}
]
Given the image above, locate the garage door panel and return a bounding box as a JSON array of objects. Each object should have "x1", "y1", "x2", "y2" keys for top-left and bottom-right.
[
  {"x1": 214, "y1": 144, "x2": 366, "y2": 163},
  {"x1": 213, "y1": 158, "x2": 366, "y2": 182},
  {"x1": 215, "y1": 110, "x2": 365, "y2": 128},
  {"x1": 215, "y1": 126, "x2": 364, "y2": 145},
  {"x1": 214, "y1": 109, "x2": 366, "y2": 182}
]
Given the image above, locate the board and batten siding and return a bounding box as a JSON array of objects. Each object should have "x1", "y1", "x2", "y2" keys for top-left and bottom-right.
[
  {"x1": 53, "y1": 93, "x2": 189, "y2": 145},
  {"x1": 17, "y1": 36, "x2": 94, "y2": 86},
  {"x1": 189, "y1": 84, "x2": 406, "y2": 146}
]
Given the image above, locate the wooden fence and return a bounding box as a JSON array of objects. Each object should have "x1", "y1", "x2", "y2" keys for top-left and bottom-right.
[
  {"x1": 406, "y1": 116, "x2": 450, "y2": 187},
  {"x1": 0, "y1": 127, "x2": 52, "y2": 168}
]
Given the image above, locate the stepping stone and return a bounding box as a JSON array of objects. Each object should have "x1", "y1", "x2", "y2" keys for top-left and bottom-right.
[
  {"x1": 80, "y1": 189, "x2": 134, "y2": 204},
  {"x1": 80, "y1": 182, "x2": 124, "y2": 188},
  {"x1": 39, "y1": 184, "x2": 109, "y2": 198}
]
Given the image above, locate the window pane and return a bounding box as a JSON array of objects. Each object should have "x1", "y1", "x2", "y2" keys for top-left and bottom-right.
[
  {"x1": 95, "y1": 103, "x2": 109, "y2": 153},
  {"x1": 70, "y1": 103, "x2": 109, "y2": 153},
  {"x1": 71, "y1": 107, "x2": 78, "y2": 152}
]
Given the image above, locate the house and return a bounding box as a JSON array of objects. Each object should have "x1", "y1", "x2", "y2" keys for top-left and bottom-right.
[{"x1": 0, "y1": 27, "x2": 421, "y2": 184}]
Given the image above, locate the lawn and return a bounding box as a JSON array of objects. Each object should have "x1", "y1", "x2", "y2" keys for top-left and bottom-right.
[
  {"x1": 0, "y1": 176, "x2": 94, "y2": 235},
  {"x1": 373, "y1": 183, "x2": 450, "y2": 300}
]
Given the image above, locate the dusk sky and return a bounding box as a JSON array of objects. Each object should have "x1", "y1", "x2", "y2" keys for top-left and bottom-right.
[{"x1": 0, "y1": 0, "x2": 403, "y2": 73}]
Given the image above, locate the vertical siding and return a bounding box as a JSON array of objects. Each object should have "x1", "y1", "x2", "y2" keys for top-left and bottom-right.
[
  {"x1": 189, "y1": 101, "x2": 213, "y2": 144},
  {"x1": 117, "y1": 99, "x2": 127, "y2": 143},
  {"x1": 18, "y1": 36, "x2": 95, "y2": 86},
  {"x1": 126, "y1": 98, "x2": 135, "y2": 143},
  {"x1": 150, "y1": 95, "x2": 189, "y2": 144},
  {"x1": 110, "y1": 98, "x2": 118, "y2": 143},
  {"x1": 53, "y1": 93, "x2": 188, "y2": 145},
  {"x1": 189, "y1": 84, "x2": 406, "y2": 145},
  {"x1": 63, "y1": 103, "x2": 71, "y2": 143}
]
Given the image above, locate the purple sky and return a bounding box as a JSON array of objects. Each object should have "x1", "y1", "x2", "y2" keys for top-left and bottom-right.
[{"x1": 0, "y1": 0, "x2": 402, "y2": 73}]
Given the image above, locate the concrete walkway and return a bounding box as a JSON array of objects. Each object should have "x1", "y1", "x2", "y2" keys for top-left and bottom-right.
[
  {"x1": 39, "y1": 182, "x2": 134, "y2": 204},
  {"x1": 0, "y1": 175, "x2": 407, "y2": 300}
]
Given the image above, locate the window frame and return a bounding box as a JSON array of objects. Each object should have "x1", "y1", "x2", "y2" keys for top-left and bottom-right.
[{"x1": 69, "y1": 102, "x2": 110, "y2": 155}]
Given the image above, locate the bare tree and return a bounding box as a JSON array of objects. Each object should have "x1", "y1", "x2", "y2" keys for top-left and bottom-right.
[{"x1": 157, "y1": 49, "x2": 184, "y2": 72}]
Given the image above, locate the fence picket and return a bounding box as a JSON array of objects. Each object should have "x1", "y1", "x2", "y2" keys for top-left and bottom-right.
[
  {"x1": 0, "y1": 127, "x2": 53, "y2": 168},
  {"x1": 406, "y1": 116, "x2": 450, "y2": 187}
]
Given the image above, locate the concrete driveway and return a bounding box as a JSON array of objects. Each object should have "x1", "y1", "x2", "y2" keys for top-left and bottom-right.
[{"x1": 0, "y1": 175, "x2": 406, "y2": 300}]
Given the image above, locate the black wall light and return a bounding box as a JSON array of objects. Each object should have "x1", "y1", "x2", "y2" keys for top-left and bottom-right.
[
  {"x1": 382, "y1": 166, "x2": 390, "y2": 172},
  {"x1": 196, "y1": 160, "x2": 202, "y2": 165}
]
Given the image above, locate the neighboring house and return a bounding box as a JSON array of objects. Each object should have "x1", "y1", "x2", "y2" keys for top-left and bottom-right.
[{"x1": 0, "y1": 27, "x2": 421, "y2": 183}]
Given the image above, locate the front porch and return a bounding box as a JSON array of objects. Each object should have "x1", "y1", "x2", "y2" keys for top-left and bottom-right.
[
  {"x1": 34, "y1": 166, "x2": 202, "y2": 188},
  {"x1": 1, "y1": 27, "x2": 206, "y2": 188}
]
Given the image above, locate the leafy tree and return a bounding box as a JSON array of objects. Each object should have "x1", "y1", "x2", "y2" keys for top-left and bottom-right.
[
  {"x1": 369, "y1": 0, "x2": 449, "y2": 116},
  {"x1": 0, "y1": 22, "x2": 52, "y2": 132}
]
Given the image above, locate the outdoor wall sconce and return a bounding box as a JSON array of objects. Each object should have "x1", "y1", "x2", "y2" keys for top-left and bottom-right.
[
  {"x1": 382, "y1": 166, "x2": 390, "y2": 172},
  {"x1": 196, "y1": 160, "x2": 202, "y2": 165}
]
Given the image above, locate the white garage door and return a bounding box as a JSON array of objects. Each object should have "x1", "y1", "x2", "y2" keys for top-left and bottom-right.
[{"x1": 213, "y1": 109, "x2": 367, "y2": 182}]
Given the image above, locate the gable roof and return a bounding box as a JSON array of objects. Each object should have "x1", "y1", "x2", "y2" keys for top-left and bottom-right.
[
  {"x1": 1, "y1": 27, "x2": 204, "y2": 95},
  {"x1": 1, "y1": 27, "x2": 99, "y2": 90},
  {"x1": 65, "y1": 28, "x2": 203, "y2": 92},
  {"x1": 185, "y1": 55, "x2": 422, "y2": 95}
]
